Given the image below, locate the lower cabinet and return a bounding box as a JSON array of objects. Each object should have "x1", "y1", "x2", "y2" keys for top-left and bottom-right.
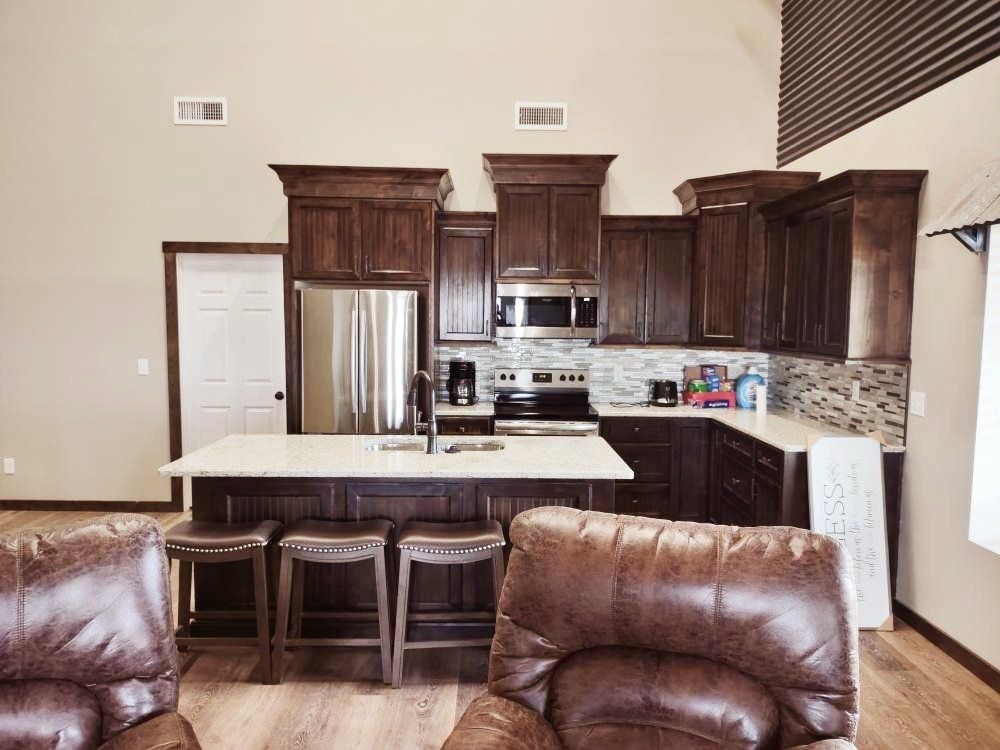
[
  {"x1": 602, "y1": 417, "x2": 708, "y2": 522},
  {"x1": 437, "y1": 416, "x2": 493, "y2": 435}
]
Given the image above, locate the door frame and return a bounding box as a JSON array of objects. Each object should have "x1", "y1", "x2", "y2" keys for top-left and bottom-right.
[{"x1": 162, "y1": 242, "x2": 291, "y2": 509}]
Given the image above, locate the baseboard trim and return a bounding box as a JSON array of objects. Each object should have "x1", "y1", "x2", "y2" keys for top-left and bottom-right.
[
  {"x1": 893, "y1": 600, "x2": 1000, "y2": 692},
  {"x1": 0, "y1": 499, "x2": 182, "y2": 512}
]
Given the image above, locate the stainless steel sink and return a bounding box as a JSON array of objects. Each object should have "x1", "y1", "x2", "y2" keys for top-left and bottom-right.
[
  {"x1": 365, "y1": 439, "x2": 505, "y2": 453},
  {"x1": 443, "y1": 441, "x2": 505, "y2": 453},
  {"x1": 365, "y1": 441, "x2": 425, "y2": 452}
]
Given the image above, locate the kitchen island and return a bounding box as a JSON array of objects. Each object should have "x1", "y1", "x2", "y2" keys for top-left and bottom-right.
[{"x1": 160, "y1": 434, "x2": 632, "y2": 638}]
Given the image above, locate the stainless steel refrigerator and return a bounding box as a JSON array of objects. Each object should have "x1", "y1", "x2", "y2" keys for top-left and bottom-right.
[{"x1": 300, "y1": 288, "x2": 418, "y2": 434}]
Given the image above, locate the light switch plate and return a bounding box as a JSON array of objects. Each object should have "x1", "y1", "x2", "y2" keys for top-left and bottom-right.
[
  {"x1": 137, "y1": 358, "x2": 150, "y2": 376},
  {"x1": 3, "y1": 458, "x2": 14, "y2": 475},
  {"x1": 910, "y1": 390, "x2": 926, "y2": 417}
]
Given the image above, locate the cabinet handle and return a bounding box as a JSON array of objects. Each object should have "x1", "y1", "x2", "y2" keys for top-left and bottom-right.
[
  {"x1": 633, "y1": 426, "x2": 641, "y2": 433},
  {"x1": 458, "y1": 425, "x2": 466, "y2": 433}
]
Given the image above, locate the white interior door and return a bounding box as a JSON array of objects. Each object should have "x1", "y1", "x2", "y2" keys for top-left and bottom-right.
[{"x1": 177, "y1": 254, "x2": 287, "y2": 457}]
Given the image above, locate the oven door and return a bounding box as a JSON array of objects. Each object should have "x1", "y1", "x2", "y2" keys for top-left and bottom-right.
[{"x1": 493, "y1": 419, "x2": 600, "y2": 437}]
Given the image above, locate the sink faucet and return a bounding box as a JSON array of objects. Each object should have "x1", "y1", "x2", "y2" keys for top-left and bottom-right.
[{"x1": 407, "y1": 370, "x2": 439, "y2": 454}]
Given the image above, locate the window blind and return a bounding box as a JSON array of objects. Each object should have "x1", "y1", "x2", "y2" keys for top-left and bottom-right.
[{"x1": 777, "y1": 0, "x2": 1000, "y2": 166}]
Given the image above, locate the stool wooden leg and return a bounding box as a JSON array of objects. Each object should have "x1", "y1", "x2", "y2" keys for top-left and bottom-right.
[
  {"x1": 272, "y1": 548, "x2": 295, "y2": 685},
  {"x1": 373, "y1": 547, "x2": 393, "y2": 685},
  {"x1": 490, "y1": 547, "x2": 506, "y2": 613},
  {"x1": 391, "y1": 549, "x2": 413, "y2": 688},
  {"x1": 290, "y1": 558, "x2": 305, "y2": 640},
  {"x1": 251, "y1": 548, "x2": 273, "y2": 684},
  {"x1": 177, "y1": 559, "x2": 193, "y2": 651}
]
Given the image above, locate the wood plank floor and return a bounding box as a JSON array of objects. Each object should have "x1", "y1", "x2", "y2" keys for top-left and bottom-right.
[{"x1": 3, "y1": 510, "x2": 998, "y2": 749}]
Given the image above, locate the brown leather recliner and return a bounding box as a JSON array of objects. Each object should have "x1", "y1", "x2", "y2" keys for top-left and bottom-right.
[
  {"x1": 443, "y1": 508, "x2": 860, "y2": 750},
  {"x1": 0, "y1": 514, "x2": 201, "y2": 749}
]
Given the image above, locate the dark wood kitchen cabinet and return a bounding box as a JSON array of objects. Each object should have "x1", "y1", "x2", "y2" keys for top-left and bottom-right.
[
  {"x1": 436, "y1": 416, "x2": 493, "y2": 435},
  {"x1": 436, "y1": 212, "x2": 495, "y2": 341},
  {"x1": 601, "y1": 417, "x2": 707, "y2": 522},
  {"x1": 760, "y1": 170, "x2": 926, "y2": 360},
  {"x1": 271, "y1": 164, "x2": 453, "y2": 283},
  {"x1": 674, "y1": 171, "x2": 820, "y2": 349},
  {"x1": 484, "y1": 154, "x2": 616, "y2": 282},
  {"x1": 598, "y1": 216, "x2": 696, "y2": 345}
]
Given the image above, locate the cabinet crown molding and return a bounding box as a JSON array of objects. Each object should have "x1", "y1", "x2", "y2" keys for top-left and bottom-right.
[
  {"x1": 269, "y1": 164, "x2": 454, "y2": 207},
  {"x1": 758, "y1": 169, "x2": 927, "y2": 219},
  {"x1": 673, "y1": 170, "x2": 820, "y2": 215},
  {"x1": 482, "y1": 153, "x2": 617, "y2": 185}
]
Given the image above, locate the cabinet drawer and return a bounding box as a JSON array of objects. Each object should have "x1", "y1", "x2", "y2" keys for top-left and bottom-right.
[
  {"x1": 613, "y1": 445, "x2": 672, "y2": 483},
  {"x1": 718, "y1": 456, "x2": 753, "y2": 505},
  {"x1": 603, "y1": 418, "x2": 671, "y2": 444},
  {"x1": 437, "y1": 417, "x2": 492, "y2": 436},
  {"x1": 754, "y1": 442, "x2": 784, "y2": 483},
  {"x1": 615, "y1": 483, "x2": 671, "y2": 517},
  {"x1": 719, "y1": 427, "x2": 754, "y2": 466}
]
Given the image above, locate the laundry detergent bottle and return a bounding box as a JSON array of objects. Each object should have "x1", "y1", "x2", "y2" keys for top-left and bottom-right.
[{"x1": 735, "y1": 366, "x2": 765, "y2": 409}]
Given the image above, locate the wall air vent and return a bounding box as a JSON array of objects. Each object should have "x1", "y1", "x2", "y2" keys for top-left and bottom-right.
[
  {"x1": 173, "y1": 96, "x2": 228, "y2": 125},
  {"x1": 514, "y1": 102, "x2": 567, "y2": 131}
]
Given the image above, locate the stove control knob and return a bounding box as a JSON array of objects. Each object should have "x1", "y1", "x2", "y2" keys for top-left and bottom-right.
[
  {"x1": 499, "y1": 374, "x2": 507, "y2": 381},
  {"x1": 559, "y1": 374, "x2": 567, "y2": 381},
  {"x1": 509, "y1": 373, "x2": 516, "y2": 381},
  {"x1": 568, "y1": 375, "x2": 576, "y2": 381},
  {"x1": 579, "y1": 375, "x2": 585, "y2": 382}
]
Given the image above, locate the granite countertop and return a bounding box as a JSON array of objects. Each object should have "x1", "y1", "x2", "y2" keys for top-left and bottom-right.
[
  {"x1": 158, "y1": 434, "x2": 634, "y2": 480},
  {"x1": 436, "y1": 402, "x2": 495, "y2": 417},
  {"x1": 436, "y1": 401, "x2": 905, "y2": 453}
]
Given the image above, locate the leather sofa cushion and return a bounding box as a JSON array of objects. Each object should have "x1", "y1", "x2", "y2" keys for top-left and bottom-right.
[
  {"x1": 548, "y1": 647, "x2": 779, "y2": 750},
  {"x1": 0, "y1": 679, "x2": 101, "y2": 750}
]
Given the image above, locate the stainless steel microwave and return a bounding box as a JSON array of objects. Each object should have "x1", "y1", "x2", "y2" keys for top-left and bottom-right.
[{"x1": 495, "y1": 283, "x2": 599, "y2": 339}]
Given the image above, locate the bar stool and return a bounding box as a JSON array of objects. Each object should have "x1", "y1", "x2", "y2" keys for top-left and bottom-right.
[
  {"x1": 272, "y1": 519, "x2": 395, "y2": 684},
  {"x1": 391, "y1": 520, "x2": 506, "y2": 688},
  {"x1": 165, "y1": 519, "x2": 282, "y2": 684}
]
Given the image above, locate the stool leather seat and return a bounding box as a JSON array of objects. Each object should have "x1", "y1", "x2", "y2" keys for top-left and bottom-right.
[
  {"x1": 279, "y1": 519, "x2": 393, "y2": 552},
  {"x1": 166, "y1": 520, "x2": 282, "y2": 553},
  {"x1": 398, "y1": 520, "x2": 504, "y2": 554}
]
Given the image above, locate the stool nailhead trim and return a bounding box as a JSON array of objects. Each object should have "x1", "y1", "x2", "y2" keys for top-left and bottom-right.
[
  {"x1": 398, "y1": 541, "x2": 504, "y2": 554},
  {"x1": 166, "y1": 541, "x2": 267, "y2": 554},
  {"x1": 279, "y1": 541, "x2": 387, "y2": 553}
]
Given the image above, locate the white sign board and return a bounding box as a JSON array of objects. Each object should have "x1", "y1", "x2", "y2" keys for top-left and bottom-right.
[{"x1": 807, "y1": 436, "x2": 893, "y2": 631}]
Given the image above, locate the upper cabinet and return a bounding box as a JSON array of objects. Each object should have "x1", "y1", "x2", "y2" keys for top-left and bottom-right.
[
  {"x1": 270, "y1": 165, "x2": 453, "y2": 283},
  {"x1": 483, "y1": 154, "x2": 616, "y2": 282},
  {"x1": 599, "y1": 216, "x2": 696, "y2": 345},
  {"x1": 436, "y1": 212, "x2": 495, "y2": 342},
  {"x1": 760, "y1": 170, "x2": 926, "y2": 360},
  {"x1": 673, "y1": 170, "x2": 821, "y2": 348}
]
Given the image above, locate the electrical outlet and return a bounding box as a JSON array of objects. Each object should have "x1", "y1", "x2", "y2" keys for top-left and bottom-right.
[
  {"x1": 910, "y1": 390, "x2": 926, "y2": 417},
  {"x1": 851, "y1": 380, "x2": 861, "y2": 401},
  {"x1": 137, "y1": 358, "x2": 150, "y2": 376},
  {"x1": 2, "y1": 458, "x2": 14, "y2": 475}
]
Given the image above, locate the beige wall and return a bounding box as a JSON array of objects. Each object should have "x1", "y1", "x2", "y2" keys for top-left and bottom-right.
[
  {"x1": 785, "y1": 57, "x2": 1000, "y2": 668},
  {"x1": 0, "y1": 1, "x2": 781, "y2": 500}
]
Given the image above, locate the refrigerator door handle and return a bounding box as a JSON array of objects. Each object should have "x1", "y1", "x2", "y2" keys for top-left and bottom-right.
[
  {"x1": 350, "y1": 306, "x2": 358, "y2": 414},
  {"x1": 359, "y1": 308, "x2": 368, "y2": 415}
]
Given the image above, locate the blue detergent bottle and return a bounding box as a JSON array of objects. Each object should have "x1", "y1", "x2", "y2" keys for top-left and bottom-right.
[{"x1": 735, "y1": 367, "x2": 764, "y2": 409}]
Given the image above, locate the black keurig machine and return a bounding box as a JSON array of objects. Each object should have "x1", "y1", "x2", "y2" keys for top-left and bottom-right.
[
  {"x1": 649, "y1": 379, "x2": 678, "y2": 406},
  {"x1": 448, "y1": 360, "x2": 478, "y2": 406}
]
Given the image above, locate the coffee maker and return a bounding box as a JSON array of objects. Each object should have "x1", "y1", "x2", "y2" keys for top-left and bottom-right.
[
  {"x1": 649, "y1": 379, "x2": 678, "y2": 407},
  {"x1": 447, "y1": 360, "x2": 478, "y2": 406}
]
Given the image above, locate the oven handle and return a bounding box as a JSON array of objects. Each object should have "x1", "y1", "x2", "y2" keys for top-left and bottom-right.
[{"x1": 494, "y1": 420, "x2": 599, "y2": 437}]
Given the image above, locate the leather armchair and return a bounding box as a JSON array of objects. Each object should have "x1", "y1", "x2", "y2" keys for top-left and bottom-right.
[
  {"x1": 443, "y1": 508, "x2": 860, "y2": 750},
  {"x1": 0, "y1": 514, "x2": 201, "y2": 749}
]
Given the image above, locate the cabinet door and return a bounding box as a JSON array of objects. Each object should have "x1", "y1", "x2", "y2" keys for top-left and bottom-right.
[
  {"x1": 761, "y1": 219, "x2": 785, "y2": 350},
  {"x1": 496, "y1": 185, "x2": 548, "y2": 278},
  {"x1": 359, "y1": 201, "x2": 432, "y2": 281},
  {"x1": 599, "y1": 230, "x2": 647, "y2": 344},
  {"x1": 779, "y1": 220, "x2": 803, "y2": 350},
  {"x1": 290, "y1": 198, "x2": 361, "y2": 280},
  {"x1": 820, "y1": 199, "x2": 853, "y2": 357},
  {"x1": 646, "y1": 230, "x2": 694, "y2": 344},
  {"x1": 691, "y1": 205, "x2": 748, "y2": 345},
  {"x1": 670, "y1": 419, "x2": 709, "y2": 522},
  {"x1": 437, "y1": 226, "x2": 493, "y2": 341},
  {"x1": 798, "y1": 210, "x2": 830, "y2": 352},
  {"x1": 549, "y1": 186, "x2": 600, "y2": 279}
]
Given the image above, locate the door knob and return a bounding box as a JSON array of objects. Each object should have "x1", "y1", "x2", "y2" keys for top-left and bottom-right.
[{"x1": 275, "y1": 391, "x2": 285, "y2": 401}]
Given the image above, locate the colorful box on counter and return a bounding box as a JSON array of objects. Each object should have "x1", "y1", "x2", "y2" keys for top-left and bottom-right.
[{"x1": 684, "y1": 391, "x2": 737, "y2": 409}]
